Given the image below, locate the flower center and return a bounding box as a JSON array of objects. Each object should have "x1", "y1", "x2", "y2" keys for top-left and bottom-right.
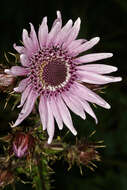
[
  {"x1": 28, "y1": 46, "x2": 77, "y2": 95},
  {"x1": 42, "y1": 61, "x2": 67, "y2": 86}
]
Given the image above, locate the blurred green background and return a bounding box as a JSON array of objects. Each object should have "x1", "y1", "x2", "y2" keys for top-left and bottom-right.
[{"x1": 0, "y1": 0, "x2": 127, "y2": 189}]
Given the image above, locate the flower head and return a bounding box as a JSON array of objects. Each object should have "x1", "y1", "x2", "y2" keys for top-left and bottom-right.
[
  {"x1": 5, "y1": 11, "x2": 122, "y2": 144},
  {"x1": 13, "y1": 132, "x2": 35, "y2": 157},
  {"x1": 66, "y1": 139, "x2": 102, "y2": 171}
]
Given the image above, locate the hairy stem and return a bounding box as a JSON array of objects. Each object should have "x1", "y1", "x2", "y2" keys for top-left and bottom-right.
[{"x1": 36, "y1": 154, "x2": 47, "y2": 190}]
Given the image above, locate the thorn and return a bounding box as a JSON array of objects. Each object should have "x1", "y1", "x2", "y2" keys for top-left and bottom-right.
[
  {"x1": 4, "y1": 52, "x2": 10, "y2": 63},
  {"x1": 89, "y1": 130, "x2": 96, "y2": 138}
]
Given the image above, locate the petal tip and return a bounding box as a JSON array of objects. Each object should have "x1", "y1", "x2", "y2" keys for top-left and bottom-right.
[
  {"x1": 77, "y1": 17, "x2": 81, "y2": 24},
  {"x1": 113, "y1": 66, "x2": 118, "y2": 72},
  {"x1": 73, "y1": 130, "x2": 77, "y2": 136},
  {"x1": 42, "y1": 16, "x2": 47, "y2": 23},
  {"x1": 105, "y1": 103, "x2": 111, "y2": 109},
  {"x1": 94, "y1": 37, "x2": 100, "y2": 41},
  {"x1": 29, "y1": 22, "x2": 34, "y2": 30},
  {"x1": 48, "y1": 138, "x2": 52, "y2": 144},
  {"x1": 13, "y1": 43, "x2": 16, "y2": 48},
  {"x1": 116, "y1": 77, "x2": 122, "y2": 82},
  {"x1": 4, "y1": 69, "x2": 11, "y2": 74},
  {"x1": 11, "y1": 123, "x2": 16, "y2": 128},
  {"x1": 59, "y1": 126, "x2": 63, "y2": 130},
  {"x1": 96, "y1": 37, "x2": 100, "y2": 42},
  {"x1": 57, "y1": 10, "x2": 61, "y2": 19},
  {"x1": 108, "y1": 53, "x2": 113, "y2": 57},
  {"x1": 95, "y1": 118, "x2": 98, "y2": 124},
  {"x1": 23, "y1": 28, "x2": 27, "y2": 33},
  {"x1": 17, "y1": 104, "x2": 22, "y2": 108},
  {"x1": 14, "y1": 87, "x2": 18, "y2": 92}
]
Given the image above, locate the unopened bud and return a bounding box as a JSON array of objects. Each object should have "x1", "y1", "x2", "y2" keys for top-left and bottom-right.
[
  {"x1": 79, "y1": 148, "x2": 100, "y2": 165},
  {"x1": 66, "y1": 140, "x2": 103, "y2": 171},
  {"x1": 77, "y1": 141, "x2": 101, "y2": 170},
  {"x1": 0, "y1": 73, "x2": 15, "y2": 92},
  {"x1": 13, "y1": 132, "x2": 35, "y2": 158}
]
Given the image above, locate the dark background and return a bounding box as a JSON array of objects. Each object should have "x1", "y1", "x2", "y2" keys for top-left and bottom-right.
[{"x1": 0, "y1": 0, "x2": 127, "y2": 189}]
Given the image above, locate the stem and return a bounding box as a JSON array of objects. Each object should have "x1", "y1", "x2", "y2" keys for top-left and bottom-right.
[
  {"x1": 36, "y1": 154, "x2": 47, "y2": 190},
  {"x1": 11, "y1": 183, "x2": 16, "y2": 190}
]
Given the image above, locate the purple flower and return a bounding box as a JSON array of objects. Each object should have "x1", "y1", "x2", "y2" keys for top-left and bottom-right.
[
  {"x1": 13, "y1": 132, "x2": 35, "y2": 158},
  {"x1": 5, "y1": 11, "x2": 122, "y2": 144}
]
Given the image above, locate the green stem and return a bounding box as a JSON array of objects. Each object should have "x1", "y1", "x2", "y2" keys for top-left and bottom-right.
[
  {"x1": 11, "y1": 183, "x2": 16, "y2": 190},
  {"x1": 36, "y1": 154, "x2": 47, "y2": 190}
]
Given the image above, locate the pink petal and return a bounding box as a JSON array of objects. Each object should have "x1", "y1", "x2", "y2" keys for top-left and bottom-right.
[
  {"x1": 50, "y1": 96, "x2": 63, "y2": 130},
  {"x1": 5, "y1": 66, "x2": 29, "y2": 76},
  {"x1": 38, "y1": 17, "x2": 48, "y2": 48},
  {"x1": 39, "y1": 95, "x2": 48, "y2": 130},
  {"x1": 51, "y1": 10, "x2": 62, "y2": 30},
  {"x1": 29, "y1": 23, "x2": 39, "y2": 50},
  {"x1": 13, "y1": 43, "x2": 25, "y2": 54},
  {"x1": 62, "y1": 92, "x2": 86, "y2": 120},
  {"x1": 14, "y1": 78, "x2": 29, "y2": 93},
  {"x1": 63, "y1": 18, "x2": 81, "y2": 48},
  {"x1": 4, "y1": 69, "x2": 12, "y2": 75},
  {"x1": 77, "y1": 70, "x2": 122, "y2": 84},
  {"x1": 67, "y1": 39, "x2": 87, "y2": 53},
  {"x1": 13, "y1": 137, "x2": 28, "y2": 157},
  {"x1": 80, "y1": 100, "x2": 98, "y2": 123},
  {"x1": 56, "y1": 95, "x2": 77, "y2": 135},
  {"x1": 20, "y1": 54, "x2": 30, "y2": 67},
  {"x1": 53, "y1": 19, "x2": 73, "y2": 45},
  {"x1": 77, "y1": 64, "x2": 118, "y2": 74},
  {"x1": 68, "y1": 87, "x2": 97, "y2": 122},
  {"x1": 46, "y1": 21, "x2": 62, "y2": 47},
  {"x1": 17, "y1": 85, "x2": 32, "y2": 108},
  {"x1": 47, "y1": 99, "x2": 55, "y2": 144},
  {"x1": 13, "y1": 143, "x2": 27, "y2": 157},
  {"x1": 22, "y1": 29, "x2": 34, "y2": 51},
  {"x1": 73, "y1": 82, "x2": 111, "y2": 109},
  {"x1": 71, "y1": 37, "x2": 100, "y2": 56},
  {"x1": 57, "y1": 10, "x2": 62, "y2": 20},
  {"x1": 13, "y1": 90, "x2": 38, "y2": 127},
  {"x1": 75, "y1": 53, "x2": 113, "y2": 64}
]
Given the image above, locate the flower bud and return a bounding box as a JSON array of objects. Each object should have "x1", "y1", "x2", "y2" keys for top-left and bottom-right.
[
  {"x1": 66, "y1": 140, "x2": 103, "y2": 171},
  {"x1": 77, "y1": 142, "x2": 101, "y2": 169},
  {"x1": 0, "y1": 169, "x2": 14, "y2": 187},
  {"x1": 79, "y1": 148, "x2": 100, "y2": 165},
  {"x1": 13, "y1": 132, "x2": 35, "y2": 158},
  {"x1": 0, "y1": 73, "x2": 15, "y2": 92}
]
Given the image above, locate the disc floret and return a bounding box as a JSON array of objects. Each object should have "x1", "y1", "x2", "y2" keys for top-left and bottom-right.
[{"x1": 28, "y1": 46, "x2": 77, "y2": 96}]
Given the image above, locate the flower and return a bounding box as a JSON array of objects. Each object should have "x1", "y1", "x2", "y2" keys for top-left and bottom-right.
[
  {"x1": 5, "y1": 11, "x2": 122, "y2": 144},
  {"x1": 12, "y1": 132, "x2": 35, "y2": 157}
]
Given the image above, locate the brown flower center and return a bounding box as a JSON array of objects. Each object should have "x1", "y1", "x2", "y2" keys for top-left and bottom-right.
[{"x1": 42, "y1": 61, "x2": 67, "y2": 86}]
